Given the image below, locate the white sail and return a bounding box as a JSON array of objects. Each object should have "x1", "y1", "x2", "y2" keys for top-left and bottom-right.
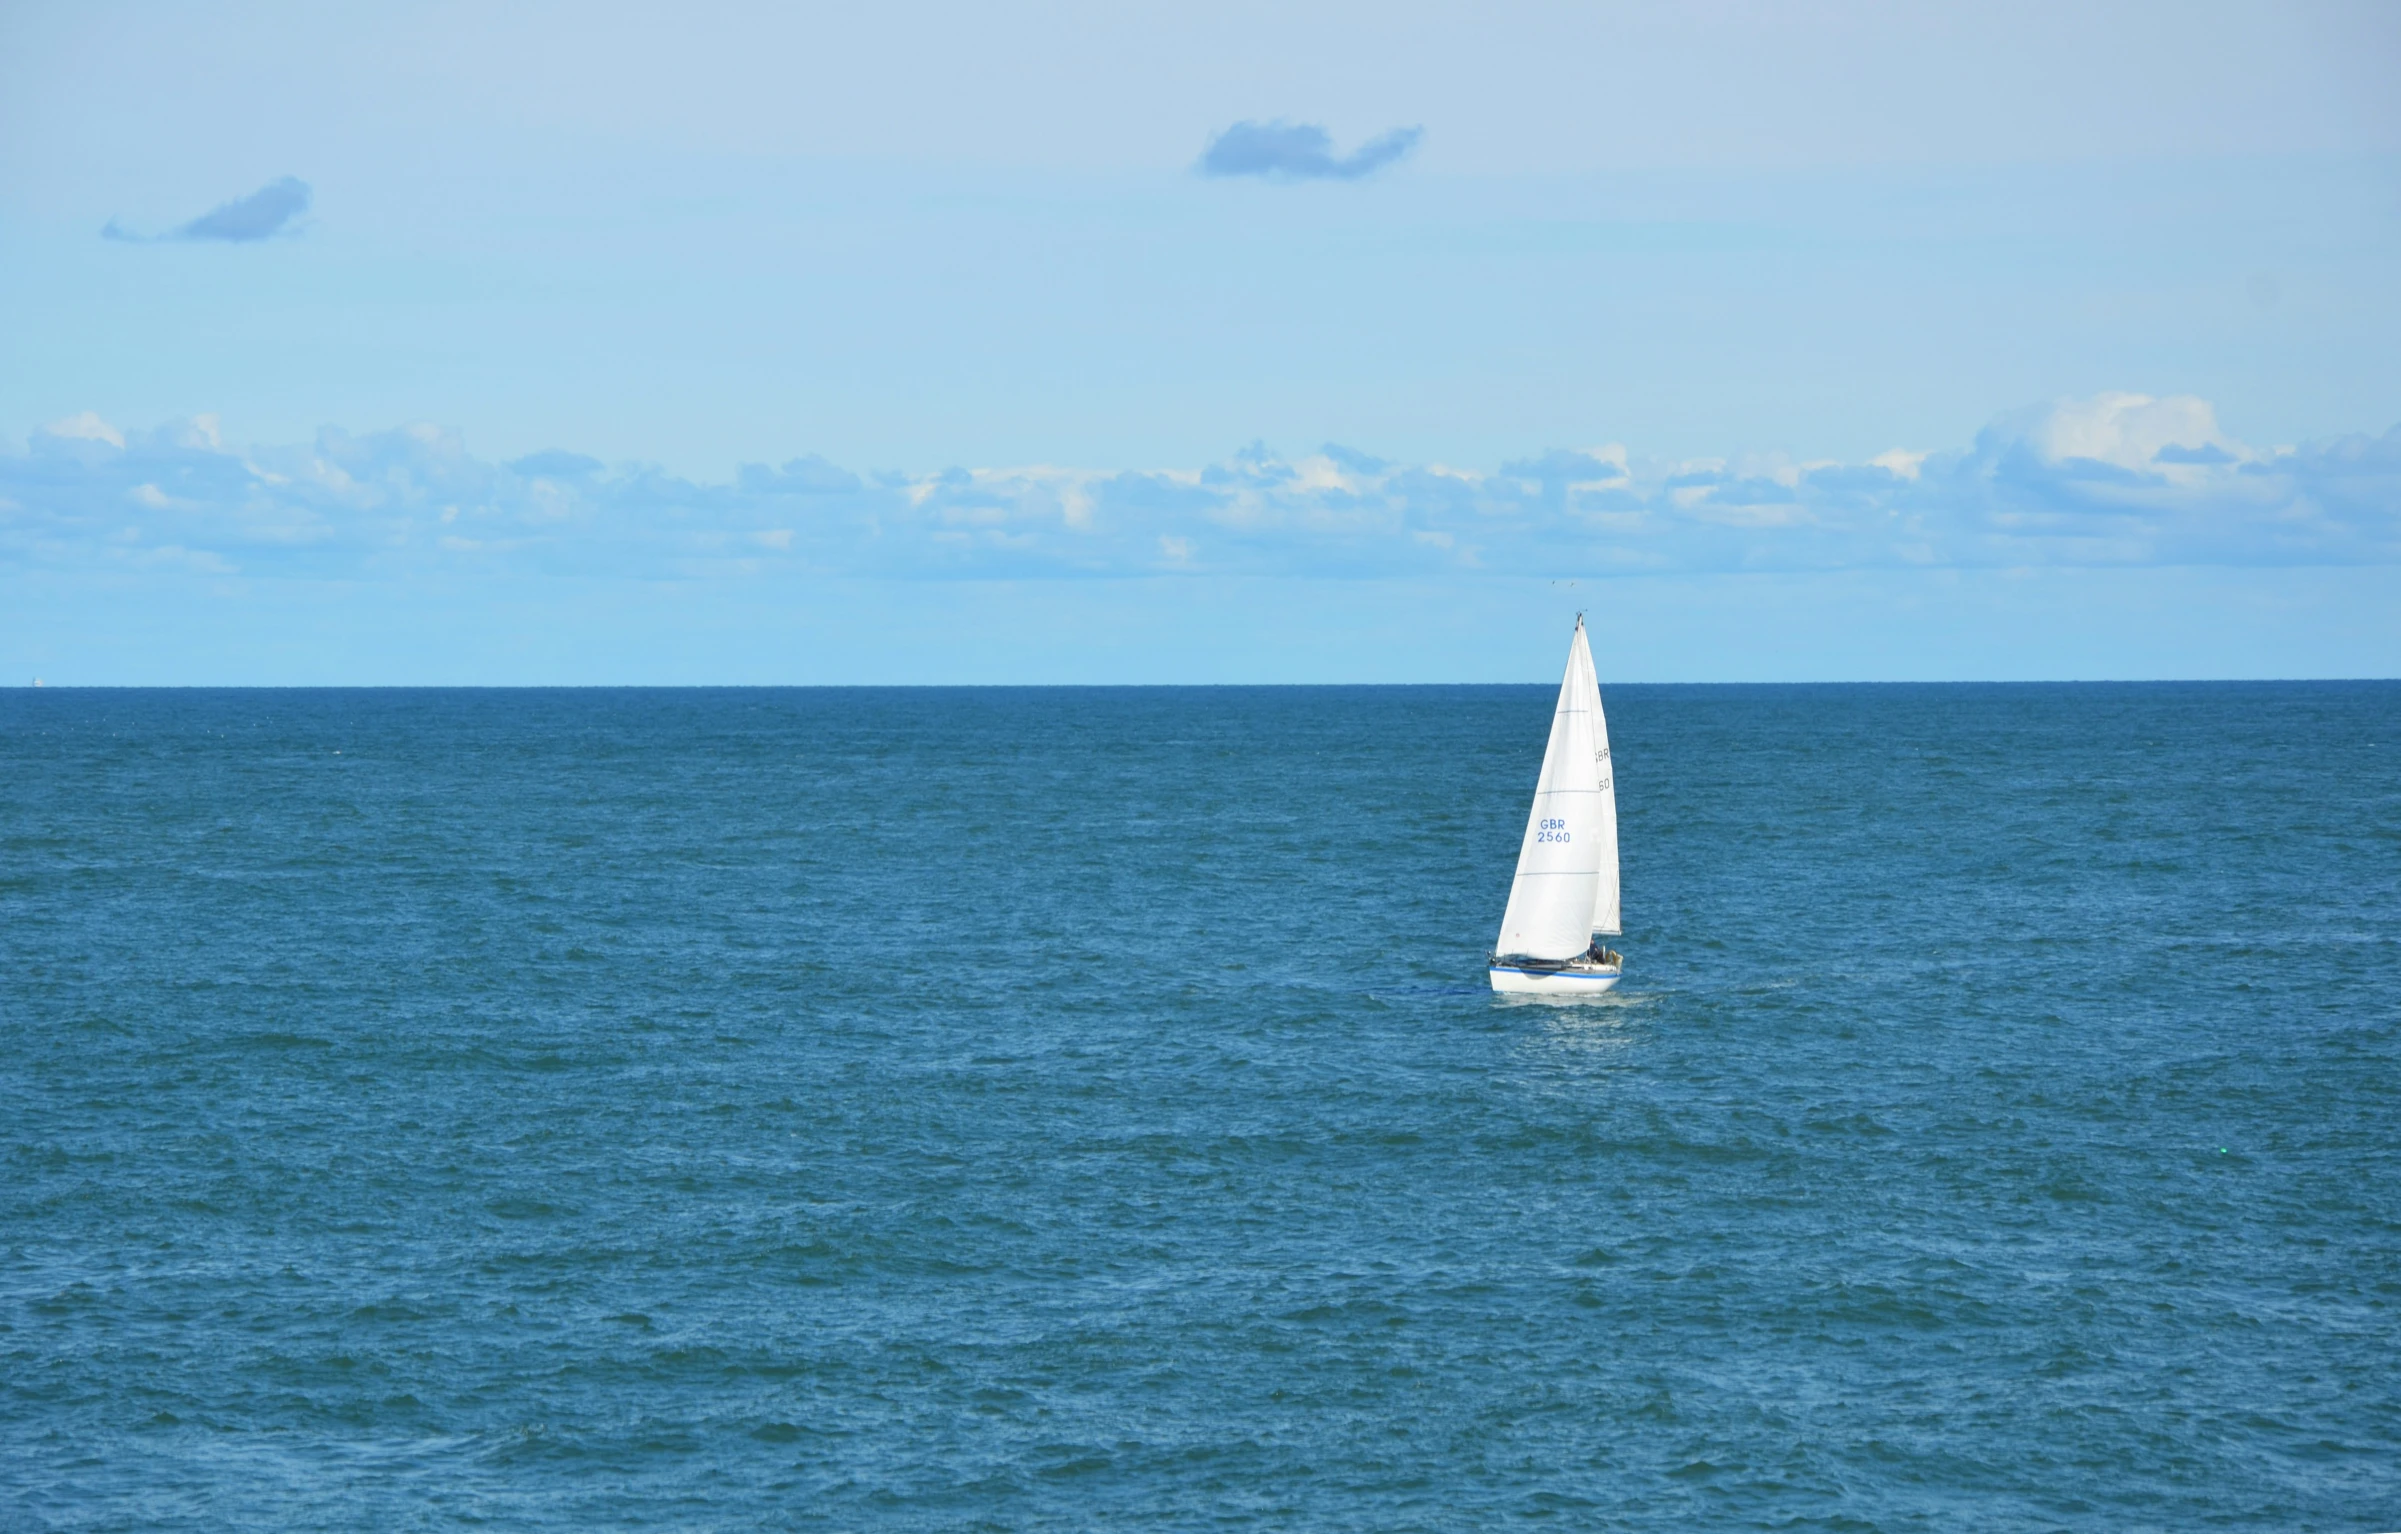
[
  {"x1": 1586, "y1": 641, "x2": 1620, "y2": 938},
  {"x1": 1495, "y1": 618, "x2": 1615, "y2": 960}
]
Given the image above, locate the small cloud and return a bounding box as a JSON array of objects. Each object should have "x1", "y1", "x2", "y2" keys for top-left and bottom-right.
[
  {"x1": 1871, "y1": 449, "x2": 1927, "y2": 480},
  {"x1": 1319, "y1": 442, "x2": 1389, "y2": 474},
  {"x1": 2154, "y1": 442, "x2": 2235, "y2": 466},
  {"x1": 1289, "y1": 455, "x2": 1359, "y2": 494},
  {"x1": 509, "y1": 450, "x2": 604, "y2": 478},
  {"x1": 1198, "y1": 121, "x2": 1422, "y2": 181},
  {"x1": 172, "y1": 414, "x2": 223, "y2": 451},
  {"x1": 1058, "y1": 482, "x2": 1095, "y2": 529},
  {"x1": 103, "y1": 177, "x2": 312, "y2": 244},
  {"x1": 1502, "y1": 449, "x2": 1629, "y2": 485},
  {"x1": 2023, "y1": 392, "x2": 2238, "y2": 473},
  {"x1": 40, "y1": 411, "x2": 125, "y2": 448},
  {"x1": 736, "y1": 455, "x2": 864, "y2": 495}
]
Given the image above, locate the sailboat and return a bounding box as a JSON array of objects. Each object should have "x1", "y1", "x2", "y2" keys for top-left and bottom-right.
[{"x1": 1489, "y1": 616, "x2": 1623, "y2": 995}]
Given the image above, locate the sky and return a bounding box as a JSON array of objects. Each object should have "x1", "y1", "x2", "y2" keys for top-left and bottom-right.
[{"x1": 2, "y1": 0, "x2": 2397, "y2": 683}]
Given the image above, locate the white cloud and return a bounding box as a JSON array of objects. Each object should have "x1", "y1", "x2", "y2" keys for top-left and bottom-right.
[
  {"x1": 43, "y1": 411, "x2": 124, "y2": 448},
  {"x1": 1290, "y1": 455, "x2": 1359, "y2": 495},
  {"x1": 2, "y1": 397, "x2": 2392, "y2": 583},
  {"x1": 2025, "y1": 392, "x2": 2238, "y2": 471},
  {"x1": 1059, "y1": 484, "x2": 1094, "y2": 529}
]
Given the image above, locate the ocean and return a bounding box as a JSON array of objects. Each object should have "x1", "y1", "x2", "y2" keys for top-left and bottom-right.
[{"x1": 3, "y1": 683, "x2": 2396, "y2": 1530}]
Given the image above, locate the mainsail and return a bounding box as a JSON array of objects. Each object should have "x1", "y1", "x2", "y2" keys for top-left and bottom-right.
[{"x1": 1495, "y1": 618, "x2": 1621, "y2": 959}]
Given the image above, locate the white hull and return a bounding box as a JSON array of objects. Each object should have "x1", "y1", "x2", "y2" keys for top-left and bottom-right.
[{"x1": 1489, "y1": 960, "x2": 1622, "y2": 996}]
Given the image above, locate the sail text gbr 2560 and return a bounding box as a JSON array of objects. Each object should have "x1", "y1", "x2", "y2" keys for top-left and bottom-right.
[{"x1": 1489, "y1": 616, "x2": 1622, "y2": 995}]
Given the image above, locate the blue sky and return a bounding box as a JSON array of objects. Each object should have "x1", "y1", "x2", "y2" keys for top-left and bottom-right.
[{"x1": 3, "y1": 0, "x2": 2397, "y2": 682}]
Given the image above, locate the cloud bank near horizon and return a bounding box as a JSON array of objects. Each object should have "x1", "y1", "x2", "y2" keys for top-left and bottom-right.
[{"x1": 4, "y1": 396, "x2": 2395, "y2": 585}]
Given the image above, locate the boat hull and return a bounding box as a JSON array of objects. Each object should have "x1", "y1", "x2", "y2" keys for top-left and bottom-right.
[{"x1": 1489, "y1": 961, "x2": 1622, "y2": 996}]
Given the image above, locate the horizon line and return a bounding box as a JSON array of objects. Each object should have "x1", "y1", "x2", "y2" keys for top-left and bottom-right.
[{"x1": 12, "y1": 677, "x2": 2398, "y2": 692}]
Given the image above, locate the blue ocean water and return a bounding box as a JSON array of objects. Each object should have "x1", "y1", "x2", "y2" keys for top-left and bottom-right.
[{"x1": 3, "y1": 683, "x2": 2397, "y2": 1531}]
